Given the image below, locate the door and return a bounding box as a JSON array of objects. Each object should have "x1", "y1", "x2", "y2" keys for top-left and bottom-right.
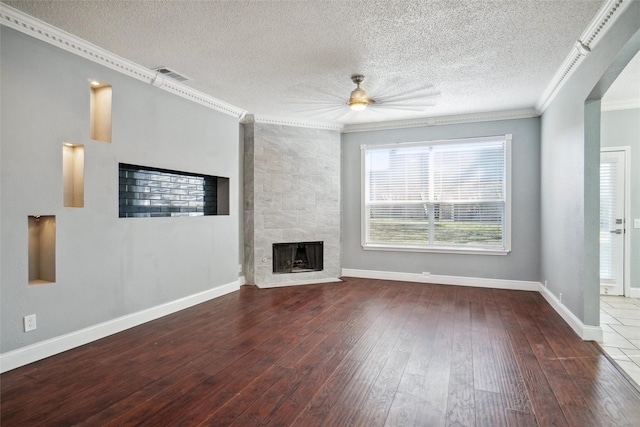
[{"x1": 600, "y1": 150, "x2": 626, "y2": 295}]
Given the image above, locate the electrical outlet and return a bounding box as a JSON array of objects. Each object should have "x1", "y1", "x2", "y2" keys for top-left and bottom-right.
[
  {"x1": 544, "y1": 280, "x2": 548, "y2": 288},
  {"x1": 238, "y1": 263, "x2": 243, "y2": 273},
  {"x1": 422, "y1": 271, "x2": 430, "y2": 276},
  {"x1": 559, "y1": 293, "x2": 563, "y2": 304},
  {"x1": 635, "y1": 219, "x2": 640, "y2": 229},
  {"x1": 24, "y1": 314, "x2": 37, "y2": 332}
]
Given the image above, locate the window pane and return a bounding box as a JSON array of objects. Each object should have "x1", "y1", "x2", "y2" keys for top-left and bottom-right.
[
  {"x1": 363, "y1": 135, "x2": 509, "y2": 252},
  {"x1": 367, "y1": 204, "x2": 430, "y2": 244},
  {"x1": 433, "y1": 203, "x2": 503, "y2": 246},
  {"x1": 433, "y1": 141, "x2": 504, "y2": 202},
  {"x1": 599, "y1": 161, "x2": 617, "y2": 280},
  {"x1": 367, "y1": 148, "x2": 429, "y2": 202}
]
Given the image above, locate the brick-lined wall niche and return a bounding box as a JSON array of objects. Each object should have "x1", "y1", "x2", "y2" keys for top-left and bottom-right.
[{"x1": 119, "y1": 163, "x2": 229, "y2": 218}]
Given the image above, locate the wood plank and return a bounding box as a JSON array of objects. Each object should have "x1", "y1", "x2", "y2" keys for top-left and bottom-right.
[
  {"x1": 3, "y1": 278, "x2": 640, "y2": 426},
  {"x1": 445, "y1": 286, "x2": 475, "y2": 427},
  {"x1": 474, "y1": 390, "x2": 507, "y2": 427}
]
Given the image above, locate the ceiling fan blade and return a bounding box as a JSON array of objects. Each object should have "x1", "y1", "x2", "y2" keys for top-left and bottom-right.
[
  {"x1": 303, "y1": 106, "x2": 356, "y2": 122},
  {"x1": 295, "y1": 104, "x2": 347, "y2": 113},
  {"x1": 288, "y1": 99, "x2": 344, "y2": 106},
  {"x1": 376, "y1": 97, "x2": 439, "y2": 107},
  {"x1": 372, "y1": 83, "x2": 439, "y2": 100},
  {"x1": 376, "y1": 90, "x2": 440, "y2": 103},
  {"x1": 370, "y1": 104, "x2": 430, "y2": 112}
]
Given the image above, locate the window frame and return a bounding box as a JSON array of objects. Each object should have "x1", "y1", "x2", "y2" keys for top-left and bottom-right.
[{"x1": 360, "y1": 134, "x2": 512, "y2": 255}]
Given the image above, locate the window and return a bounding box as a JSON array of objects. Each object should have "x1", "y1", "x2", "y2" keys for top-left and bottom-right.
[{"x1": 362, "y1": 135, "x2": 511, "y2": 254}]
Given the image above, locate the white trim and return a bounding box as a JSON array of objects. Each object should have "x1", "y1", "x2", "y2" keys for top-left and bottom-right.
[
  {"x1": 601, "y1": 146, "x2": 632, "y2": 298},
  {"x1": 538, "y1": 283, "x2": 604, "y2": 342},
  {"x1": 0, "y1": 4, "x2": 246, "y2": 119},
  {"x1": 579, "y1": 0, "x2": 630, "y2": 49},
  {"x1": 361, "y1": 244, "x2": 509, "y2": 256},
  {"x1": 629, "y1": 288, "x2": 640, "y2": 299},
  {"x1": 341, "y1": 269, "x2": 539, "y2": 291},
  {"x1": 536, "y1": 0, "x2": 631, "y2": 114},
  {"x1": 343, "y1": 108, "x2": 538, "y2": 133},
  {"x1": 257, "y1": 277, "x2": 342, "y2": 289},
  {"x1": 342, "y1": 268, "x2": 603, "y2": 341},
  {"x1": 601, "y1": 99, "x2": 640, "y2": 112},
  {"x1": 239, "y1": 275, "x2": 246, "y2": 286},
  {"x1": 248, "y1": 114, "x2": 343, "y2": 131},
  {"x1": 504, "y1": 134, "x2": 513, "y2": 253},
  {"x1": 0, "y1": 280, "x2": 241, "y2": 373}
]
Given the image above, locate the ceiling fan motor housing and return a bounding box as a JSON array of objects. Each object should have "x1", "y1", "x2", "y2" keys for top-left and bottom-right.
[{"x1": 349, "y1": 75, "x2": 374, "y2": 109}]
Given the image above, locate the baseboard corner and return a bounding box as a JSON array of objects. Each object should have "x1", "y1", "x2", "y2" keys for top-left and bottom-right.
[{"x1": 538, "y1": 283, "x2": 603, "y2": 342}]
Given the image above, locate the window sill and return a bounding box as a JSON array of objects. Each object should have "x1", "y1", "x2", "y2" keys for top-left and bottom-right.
[{"x1": 362, "y1": 243, "x2": 510, "y2": 256}]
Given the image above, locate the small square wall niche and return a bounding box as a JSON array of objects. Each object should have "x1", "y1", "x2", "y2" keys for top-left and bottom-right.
[
  {"x1": 90, "y1": 80, "x2": 112, "y2": 143},
  {"x1": 28, "y1": 215, "x2": 56, "y2": 285},
  {"x1": 63, "y1": 143, "x2": 84, "y2": 207}
]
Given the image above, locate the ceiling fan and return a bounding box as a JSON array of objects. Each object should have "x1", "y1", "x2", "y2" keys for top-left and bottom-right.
[
  {"x1": 292, "y1": 74, "x2": 441, "y2": 122},
  {"x1": 348, "y1": 75, "x2": 375, "y2": 111}
]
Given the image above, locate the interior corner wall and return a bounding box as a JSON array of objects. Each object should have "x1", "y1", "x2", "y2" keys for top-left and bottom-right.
[
  {"x1": 540, "y1": 2, "x2": 640, "y2": 326},
  {"x1": 0, "y1": 27, "x2": 240, "y2": 354},
  {"x1": 601, "y1": 108, "x2": 640, "y2": 290},
  {"x1": 243, "y1": 122, "x2": 255, "y2": 285},
  {"x1": 341, "y1": 117, "x2": 541, "y2": 283},
  {"x1": 238, "y1": 122, "x2": 245, "y2": 278}
]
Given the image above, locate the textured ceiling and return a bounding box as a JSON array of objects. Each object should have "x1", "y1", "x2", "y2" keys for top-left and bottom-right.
[{"x1": 4, "y1": 0, "x2": 607, "y2": 125}]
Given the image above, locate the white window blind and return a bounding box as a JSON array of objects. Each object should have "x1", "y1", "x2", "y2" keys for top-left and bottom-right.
[
  {"x1": 599, "y1": 160, "x2": 619, "y2": 281},
  {"x1": 362, "y1": 135, "x2": 511, "y2": 254}
]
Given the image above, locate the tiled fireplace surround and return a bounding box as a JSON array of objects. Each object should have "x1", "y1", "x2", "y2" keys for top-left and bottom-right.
[{"x1": 243, "y1": 122, "x2": 341, "y2": 287}]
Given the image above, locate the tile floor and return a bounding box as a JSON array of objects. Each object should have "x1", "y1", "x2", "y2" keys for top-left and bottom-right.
[{"x1": 600, "y1": 295, "x2": 640, "y2": 386}]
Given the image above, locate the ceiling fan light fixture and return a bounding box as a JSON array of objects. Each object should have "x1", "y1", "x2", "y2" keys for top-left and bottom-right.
[
  {"x1": 348, "y1": 75, "x2": 374, "y2": 111},
  {"x1": 350, "y1": 101, "x2": 368, "y2": 111}
]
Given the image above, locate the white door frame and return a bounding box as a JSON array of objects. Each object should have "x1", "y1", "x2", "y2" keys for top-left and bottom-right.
[{"x1": 601, "y1": 146, "x2": 633, "y2": 298}]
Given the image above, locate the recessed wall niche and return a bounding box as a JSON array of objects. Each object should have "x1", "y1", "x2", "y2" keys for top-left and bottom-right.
[
  {"x1": 63, "y1": 142, "x2": 84, "y2": 207},
  {"x1": 28, "y1": 215, "x2": 56, "y2": 285},
  {"x1": 119, "y1": 163, "x2": 230, "y2": 218},
  {"x1": 90, "y1": 80, "x2": 112, "y2": 143}
]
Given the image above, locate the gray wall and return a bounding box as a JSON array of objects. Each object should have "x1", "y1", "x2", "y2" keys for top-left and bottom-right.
[
  {"x1": 540, "y1": 2, "x2": 640, "y2": 326},
  {"x1": 1, "y1": 27, "x2": 240, "y2": 353},
  {"x1": 341, "y1": 117, "x2": 541, "y2": 282},
  {"x1": 601, "y1": 108, "x2": 640, "y2": 290}
]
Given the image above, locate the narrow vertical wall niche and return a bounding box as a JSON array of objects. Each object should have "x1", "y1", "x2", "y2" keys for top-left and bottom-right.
[
  {"x1": 28, "y1": 215, "x2": 56, "y2": 285},
  {"x1": 217, "y1": 177, "x2": 230, "y2": 215},
  {"x1": 90, "y1": 81, "x2": 112, "y2": 143},
  {"x1": 63, "y1": 143, "x2": 84, "y2": 207}
]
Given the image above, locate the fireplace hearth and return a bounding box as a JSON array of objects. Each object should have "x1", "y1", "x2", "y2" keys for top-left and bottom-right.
[{"x1": 273, "y1": 241, "x2": 323, "y2": 274}]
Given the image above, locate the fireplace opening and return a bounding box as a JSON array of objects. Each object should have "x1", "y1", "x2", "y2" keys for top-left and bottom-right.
[{"x1": 273, "y1": 241, "x2": 323, "y2": 274}]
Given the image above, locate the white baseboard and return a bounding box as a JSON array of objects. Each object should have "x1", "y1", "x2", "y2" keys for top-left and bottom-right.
[
  {"x1": 629, "y1": 288, "x2": 640, "y2": 299},
  {"x1": 257, "y1": 277, "x2": 342, "y2": 289},
  {"x1": 239, "y1": 275, "x2": 246, "y2": 286},
  {"x1": 0, "y1": 280, "x2": 241, "y2": 373},
  {"x1": 342, "y1": 268, "x2": 603, "y2": 342},
  {"x1": 341, "y1": 268, "x2": 539, "y2": 291},
  {"x1": 538, "y1": 284, "x2": 603, "y2": 342}
]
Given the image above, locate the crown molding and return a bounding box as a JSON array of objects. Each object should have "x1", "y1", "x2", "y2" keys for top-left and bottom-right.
[
  {"x1": 0, "y1": 3, "x2": 246, "y2": 119},
  {"x1": 535, "y1": 0, "x2": 632, "y2": 114},
  {"x1": 601, "y1": 99, "x2": 640, "y2": 111},
  {"x1": 247, "y1": 114, "x2": 344, "y2": 131},
  {"x1": 342, "y1": 108, "x2": 539, "y2": 133}
]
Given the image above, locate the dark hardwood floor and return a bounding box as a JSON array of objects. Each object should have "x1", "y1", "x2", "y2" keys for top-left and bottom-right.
[{"x1": 2, "y1": 277, "x2": 640, "y2": 426}]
